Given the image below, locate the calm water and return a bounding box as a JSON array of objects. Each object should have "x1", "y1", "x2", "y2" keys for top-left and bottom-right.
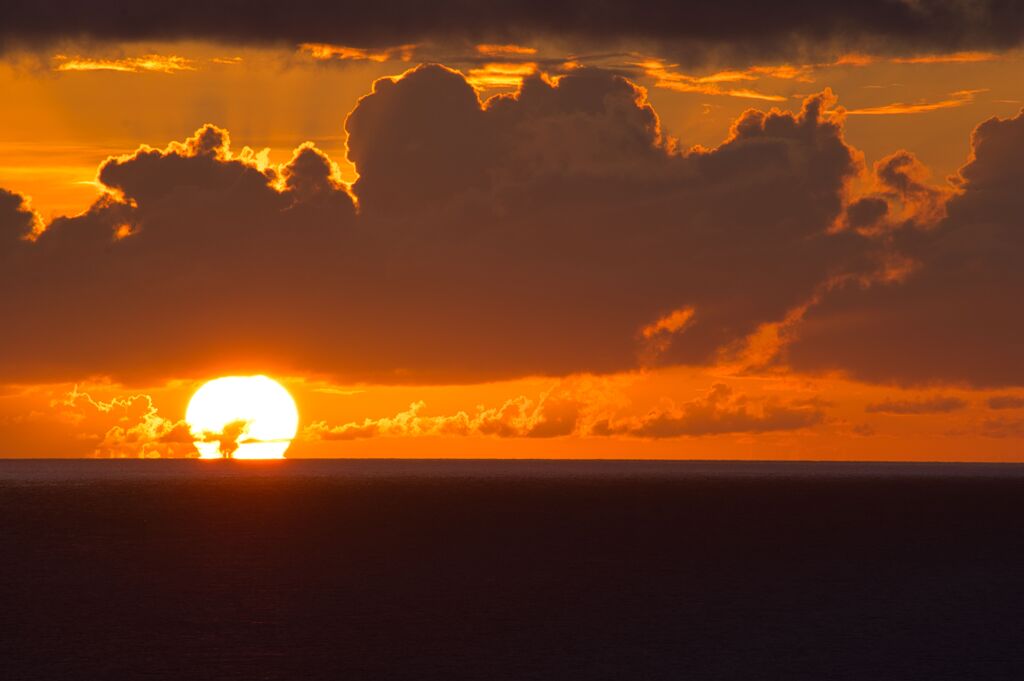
[{"x1": 2, "y1": 459, "x2": 1024, "y2": 680}]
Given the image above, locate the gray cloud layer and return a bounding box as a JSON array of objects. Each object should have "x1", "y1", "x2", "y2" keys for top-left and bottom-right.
[{"x1": 3, "y1": 1, "x2": 1024, "y2": 65}]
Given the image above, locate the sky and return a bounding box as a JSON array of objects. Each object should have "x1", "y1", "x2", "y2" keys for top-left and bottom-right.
[{"x1": 1, "y1": 1, "x2": 1023, "y2": 459}]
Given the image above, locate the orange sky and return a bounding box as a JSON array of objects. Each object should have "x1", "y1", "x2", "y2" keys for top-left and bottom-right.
[{"x1": 1, "y1": 35, "x2": 1023, "y2": 460}]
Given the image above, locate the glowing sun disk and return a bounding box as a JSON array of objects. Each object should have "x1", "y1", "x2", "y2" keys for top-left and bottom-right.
[{"x1": 185, "y1": 375, "x2": 299, "y2": 459}]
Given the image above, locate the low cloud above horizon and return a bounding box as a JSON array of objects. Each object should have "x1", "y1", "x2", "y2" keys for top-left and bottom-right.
[{"x1": 3, "y1": 0, "x2": 1023, "y2": 68}]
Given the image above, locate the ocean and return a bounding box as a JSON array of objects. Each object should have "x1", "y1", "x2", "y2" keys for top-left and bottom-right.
[{"x1": 2, "y1": 459, "x2": 1023, "y2": 680}]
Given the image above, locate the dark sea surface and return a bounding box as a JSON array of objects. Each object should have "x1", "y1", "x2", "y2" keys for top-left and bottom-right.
[{"x1": 3, "y1": 459, "x2": 1024, "y2": 680}]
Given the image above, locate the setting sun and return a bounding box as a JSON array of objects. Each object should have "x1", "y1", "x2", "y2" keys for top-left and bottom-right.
[
  {"x1": 185, "y1": 375, "x2": 299, "y2": 459},
  {"x1": 5, "y1": 2, "x2": 1024, "y2": 678}
]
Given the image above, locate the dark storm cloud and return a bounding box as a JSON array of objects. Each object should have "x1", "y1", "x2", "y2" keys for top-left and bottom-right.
[
  {"x1": 3, "y1": 0, "x2": 1024, "y2": 64},
  {"x1": 788, "y1": 107, "x2": 1024, "y2": 387},
  {"x1": 0, "y1": 65, "x2": 875, "y2": 385}
]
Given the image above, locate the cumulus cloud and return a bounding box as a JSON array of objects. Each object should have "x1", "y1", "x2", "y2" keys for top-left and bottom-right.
[
  {"x1": 592, "y1": 384, "x2": 826, "y2": 438},
  {"x1": 305, "y1": 389, "x2": 583, "y2": 441},
  {"x1": 636, "y1": 59, "x2": 805, "y2": 102},
  {"x1": 0, "y1": 65, "x2": 879, "y2": 385},
  {"x1": 838, "y1": 149, "x2": 953, "y2": 243},
  {"x1": 2, "y1": 63, "x2": 1023, "y2": 390},
  {"x1": 3, "y1": 1, "x2": 1023, "y2": 67},
  {"x1": 0, "y1": 188, "x2": 42, "y2": 247},
  {"x1": 57, "y1": 386, "x2": 193, "y2": 457},
  {"x1": 0, "y1": 123, "x2": 357, "y2": 383},
  {"x1": 53, "y1": 53, "x2": 195, "y2": 73},
  {"x1": 197, "y1": 419, "x2": 250, "y2": 458},
  {"x1": 789, "y1": 107, "x2": 1024, "y2": 387},
  {"x1": 305, "y1": 381, "x2": 825, "y2": 440},
  {"x1": 864, "y1": 396, "x2": 967, "y2": 414}
]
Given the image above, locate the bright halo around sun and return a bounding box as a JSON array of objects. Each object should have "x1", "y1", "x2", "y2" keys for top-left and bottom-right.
[{"x1": 185, "y1": 375, "x2": 299, "y2": 459}]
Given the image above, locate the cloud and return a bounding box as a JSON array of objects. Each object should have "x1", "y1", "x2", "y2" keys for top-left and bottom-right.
[
  {"x1": 839, "y1": 150, "x2": 951, "y2": 234},
  {"x1": 300, "y1": 43, "x2": 416, "y2": 63},
  {"x1": 592, "y1": 384, "x2": 825, "y2": 437},
  {"x1": 3, "y1": 1, "x2": 1023, "y2": 67},
  {"x1": 637, "y1": 59, "x2": 790, "y2": 101},
  {"x1": 842, "y1": 89, "x2": 986, "y2": 115},
  {"x1": 476, "y1": 44, "x2": 538, "y2": 57},
  {"x1": 0, "y1": 65, "x2": 877, "y2": 385},
  {"x1": 988, "y1": 395, "x2": 1024, "y2": 410},
  {"x1": 641, "y1": 308, "x2": 696, "y2": 339},
  {"x1": 53, "y1": 53, "x2": 195, "y2": 73},
  {"x1": 851, "y1": 423, "x2": 876, "y2": 437},
  {"x1": 865, "y1": 396, "x2": 967, "y2": 414},
  {"x1": 196, "y1": 419, "x2": 250, "y2": 458},
  {"x1": 891, "y1": 51, "x2": 1002, "y2": 64},
  {"x1": 305, "y1": 380, "x2": 824, "y2": 441},
  {"x1": 980, "y1": 417, "x2": 1024, "y2": 438},
  {"x1": 57, "y1": 386, "x2": 193, "y2": 457},
  {"x1": 639, "y1": 307, "x2": 696, "y2": 363},
  {"x1": 0, "y1": 188, "x2": 42, "y2": 246},
  {"x1": 3, "y1": 64, "x2": 1023, "y2": 390},
  {"x1": 465, "y1": 62, "x2": 540, "y2": 90},
  {"x1": 305, "y1": 389, "x2": 583, "y2": 440},
  {"x1": 832, "y1": 50, "x2": 1006, "y2": 67},
  {"x1": 789, "y1": 107, "x2": 1024, "y2": 387}
]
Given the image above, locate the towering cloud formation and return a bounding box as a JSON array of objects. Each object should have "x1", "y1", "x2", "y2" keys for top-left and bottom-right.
[
  {"x1": 0, "y1": 188, "x2": 39, "y2": 247},
  {"x1": 0, "y1": 65, "x2": 876, "y2": 384},
  {"x1": 789, "y1": 108, "x2": 1024, "y2": 387},
  {"x1": 0, "y1": 64, "x2": 1021, "y2": 389},
  {"x1": 3, "y1": 1, "x2": 1023, "y2": 65}
]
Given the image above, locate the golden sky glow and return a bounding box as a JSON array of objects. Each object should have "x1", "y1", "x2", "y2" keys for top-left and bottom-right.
[{"x1": 1, "y1": 33, "x2": 1024, "y2": 460}]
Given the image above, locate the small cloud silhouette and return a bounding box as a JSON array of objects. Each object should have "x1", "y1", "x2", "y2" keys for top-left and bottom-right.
[{"x1": 200, "y1": 419, "x2": 252, "y2": 458}]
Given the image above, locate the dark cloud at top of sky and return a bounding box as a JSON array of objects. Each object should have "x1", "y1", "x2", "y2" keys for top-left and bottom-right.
[{"x1": 2, "y1": 0, "x2": 1024, "y2": 65}]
